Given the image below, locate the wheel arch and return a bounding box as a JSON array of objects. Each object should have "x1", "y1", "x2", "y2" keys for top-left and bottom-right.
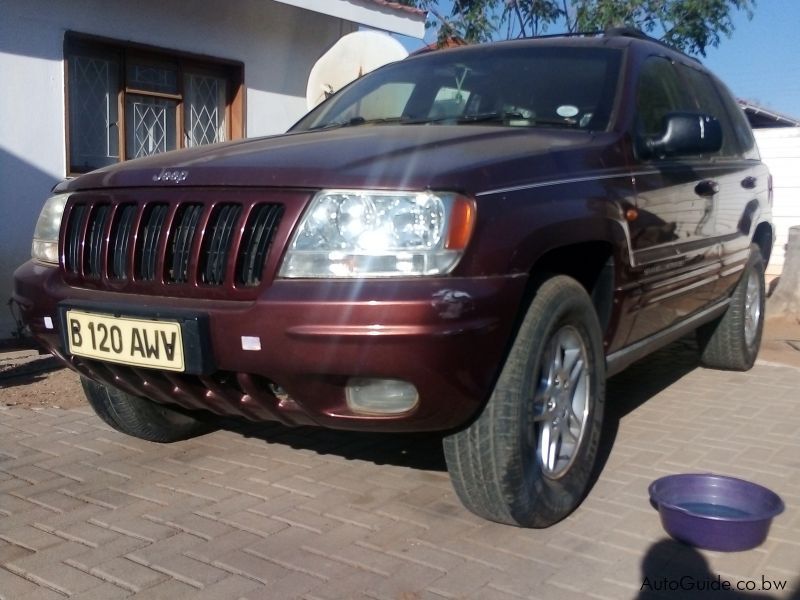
[
  {"x1": 508, "y1": 217, "x2": 626, "y2": 339},
  {"x1": 752, "y1": 221, "x2": 774, "y2": 266},
  {"x1": 526, "y1": 241, "x2": 616, "y2": 333}
]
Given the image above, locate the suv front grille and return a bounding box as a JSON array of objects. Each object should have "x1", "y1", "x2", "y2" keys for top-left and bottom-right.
[{"x1": 62, "y1": 198, "x2": 284, "y2": 292}]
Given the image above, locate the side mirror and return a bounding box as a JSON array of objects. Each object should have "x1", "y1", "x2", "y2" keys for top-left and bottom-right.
[{"x1": 642, "y1": 112, "x2": 722, "y2": 158}]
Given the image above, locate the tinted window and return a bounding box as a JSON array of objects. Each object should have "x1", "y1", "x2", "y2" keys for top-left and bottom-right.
[
  {"x1": 714, "y1": 79, "x2": 760, "y2": 159},
  {"x1": 293, "y1": 46, "x2": 622, "y2": 132},
  {"x1": 677, "y1": 64, "x2": 739, "y2": 157},
  {"x1": 635, "y1": 57, "x2": 691, "y2": 136}
]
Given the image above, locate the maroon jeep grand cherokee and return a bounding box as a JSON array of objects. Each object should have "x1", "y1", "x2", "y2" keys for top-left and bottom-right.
[{"x1": 14, "y1": 30, "x2": 773, "y2": 527}]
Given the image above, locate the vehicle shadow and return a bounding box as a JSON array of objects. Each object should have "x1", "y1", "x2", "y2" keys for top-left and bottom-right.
[
  {"x1": 635, "y1": 539, "x2": 789, "y2": 599},
  {"x1": 589, "y1": 336, "x2": 702, "y2": 490},
  {"x1": 224, "y1": 419, "x2": 448, "y2": 472},
  {"x1": 222, "y1": 336, "x2": 703, "y2": 476},
  {"x1": 0, "y1": 356, "x2": 64, "y2": 390}
]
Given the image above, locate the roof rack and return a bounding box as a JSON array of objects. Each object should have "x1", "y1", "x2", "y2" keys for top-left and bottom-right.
[
  {"x1": 525, "y1": 30, "x2": 602, "y2": 40},
  {"x1": 604, "y1": 26, "x2": 655, "y2": 41},
  {"x1": 527, "y1": 27, "x2": 688, "y2": 54},
  {"x1": 603, "y1": 26, "x2": 700, "y2": 62}
]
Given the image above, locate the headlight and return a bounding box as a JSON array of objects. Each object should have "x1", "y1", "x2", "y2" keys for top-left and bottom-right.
[
  {"x1": 31, "y1": 193, "x2": 70, "y2": 264},
  {"x1": 279, "y1": 190, "x2": 475, "y2": 278}
]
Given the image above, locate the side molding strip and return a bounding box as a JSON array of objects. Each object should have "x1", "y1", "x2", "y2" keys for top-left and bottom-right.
[{"x1": 606, "y1": 298, "x2": 731, "y2": 377}]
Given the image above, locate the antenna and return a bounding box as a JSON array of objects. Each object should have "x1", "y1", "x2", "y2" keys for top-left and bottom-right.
[{"x1": 306, "y1": 31, "x2": 409, "y2": 110}]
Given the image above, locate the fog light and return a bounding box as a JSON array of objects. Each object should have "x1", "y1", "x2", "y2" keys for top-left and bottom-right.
[{"x1": 346, "y1": 378, "x2": 419, "y2": 415}]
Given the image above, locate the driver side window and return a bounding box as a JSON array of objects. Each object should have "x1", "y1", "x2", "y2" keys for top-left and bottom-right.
[{"x1": 636, "y1": 57, "x2": 691, "y2": 137}]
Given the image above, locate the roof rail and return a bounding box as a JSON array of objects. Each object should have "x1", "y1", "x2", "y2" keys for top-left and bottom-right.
[
  {"x1": 528, "y1": 30, "x2": 602, "y2": 40},
  {"x1": 604, "y1": 26, "x2": 655, "y2": 41},
  {"x1": 604, "y1": 26, "x2": 701, "y2": 62}
]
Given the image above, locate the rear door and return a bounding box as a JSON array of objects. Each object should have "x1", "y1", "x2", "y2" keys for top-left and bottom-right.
[{"x1": 676, "y1": 64, "x2": 769, "y2": 298}]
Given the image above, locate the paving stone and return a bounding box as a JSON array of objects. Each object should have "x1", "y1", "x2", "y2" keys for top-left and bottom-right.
[
  {"x1": 141, "y1": 552, "x2": 230, "y2": 588},
  {"x1": 182, "y1": 529, "x2": 264, "y2": 563},
  {"x1": 141, "y1": 509, "x2": 234, "y2": 541},
  {"x1": 0, "y1": 524, "x2": 63, "y2": 551},
  {"x1": 188, "y1": 575, "x2": 264, "y2": 600},
  {"x1": 425, "y1": 562, "x2": 499, "y2": 598},
  {"x1": 365, "y1": 562, "x2": 446, "y2": 599},
  {"x1": 120, "y1": 578, "x2": 198, "y2": 599},
  {"x1": 1, "y1": 345, "x2": 799, "y2": 599},
  {"x1": 88, "y1": 556, "x2": 168, "y2": 593},
  {"x1": 5, "y1": 548, "x2": 107, "y2": 596},
  {"x1": 65, "y1": 534, "x2": 150, "y2": 569},
  {"x1": 14, "y1": 587, "x2": 66, "y2": 600},
  {"x1": 68, "y1": 583, "x2": 132, "y2": 600},
  {"x1": 209, "y1": 548, "x2": 288, "y2": 585},
  {"x1": 125, "y1": 532, "x2": 209, "y2": 565},
  {"x1": 302, "y1": 569, "x2": 387, "y2": 600},
  {"x1": 0, "y1": 566, "x2": 41, "y2": 598}
]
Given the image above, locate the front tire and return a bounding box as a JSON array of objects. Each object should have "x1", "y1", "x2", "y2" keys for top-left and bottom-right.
[
  {"x1": 697, "y1": 244, "x2": 765, "y2": 371},
  {"x1": 81, "y1": 377, "x2": 215, "y2": 443},
  {"x1": 443, "y1": 275, "x2": 605, "y2": 527}
]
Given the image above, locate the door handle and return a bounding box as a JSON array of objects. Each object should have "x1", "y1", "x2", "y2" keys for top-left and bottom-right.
[
  {"x1": 695, "y1": 180, "x2": 719, "y2": 197},
  {"x1": 741, "y1": 176, "x2": 757, "y2": 189}
]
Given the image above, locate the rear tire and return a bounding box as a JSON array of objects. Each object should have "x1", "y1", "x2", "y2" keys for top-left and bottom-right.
[
  {"x1": 81, "y1": 377, "x2": 214, "y2": 443},
  {"x1": 697, "y1": 244, "x2": 765, "y2": 371},
  {"x1": 443, "y1": 275, "x2": 605, "y2": 527}
]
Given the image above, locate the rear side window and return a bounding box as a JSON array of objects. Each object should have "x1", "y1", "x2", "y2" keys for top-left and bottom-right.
[
  {"x1": 635, "y1": 57, "x2": 692, "y2": 136},
  {"x1": 714, "y1": 79, "x2": 760, "y2": 160},
  {"x1": 677, "y1": 64, "x2": 740, "y2": 157}
]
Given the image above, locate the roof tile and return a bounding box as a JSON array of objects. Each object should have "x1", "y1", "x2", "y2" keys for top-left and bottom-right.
[{"x1": 366, "y1": 0, "x2": 426, "y2": 18}]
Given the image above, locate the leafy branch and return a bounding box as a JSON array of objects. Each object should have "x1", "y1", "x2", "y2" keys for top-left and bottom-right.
[{"x1": 396, "y1": 0, "x2": 755, "y2": 56}]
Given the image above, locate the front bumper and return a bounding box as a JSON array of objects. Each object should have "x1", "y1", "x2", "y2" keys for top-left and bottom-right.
[{"x1": 14, "y1": 261, "x2": 527, "y2": 432}]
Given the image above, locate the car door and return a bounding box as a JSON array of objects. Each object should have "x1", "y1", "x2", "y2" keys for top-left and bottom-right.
[
  {"x1": 675, "y1": 64, "x2": 770, "y2": 299},
  {"x1": 625, "y1": 57, "x2": 723, "y2": 344}
]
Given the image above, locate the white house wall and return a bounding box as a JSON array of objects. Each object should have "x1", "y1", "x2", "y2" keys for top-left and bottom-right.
[
  {"x1": 754, "y1": 128, "x2": 800, "y2": 276},
  {"x1": 0, "y1": 0, "x2": 356, "y2": 339}
]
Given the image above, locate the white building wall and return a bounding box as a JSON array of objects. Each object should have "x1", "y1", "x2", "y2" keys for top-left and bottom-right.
[
  {"x1": 754, "y1": 127, "x2": 800, "y2": 276},
  {"x1": 0, "y1": 0, "x2": 356, "y2": 339}
]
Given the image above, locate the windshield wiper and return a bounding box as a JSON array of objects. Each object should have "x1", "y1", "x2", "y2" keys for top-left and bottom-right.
[
  {"x1": 457, "y1": 111, "x2": 526, "y2": 123},
  {"x1": 397, "y1": 112, "x2": 579, "y2": 128},
  {"x1": 308, "y1": 116, "x2": 405, "y2": 131},
  {"x1": 309, "y1": 113, "x2": 580, "y2": 130},
  {"x1": 395, "y1": 112, "x2": 524, "y2": 125}
]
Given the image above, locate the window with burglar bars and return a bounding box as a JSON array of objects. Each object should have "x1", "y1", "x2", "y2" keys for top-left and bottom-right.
[{"x1": 65, "y1": 34, "x2": 243, "y2": 174}]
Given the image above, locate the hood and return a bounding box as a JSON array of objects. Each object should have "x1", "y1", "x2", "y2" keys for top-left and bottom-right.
[{"x1": 63, "y1": 125, "x2": 621, "y2": 195}]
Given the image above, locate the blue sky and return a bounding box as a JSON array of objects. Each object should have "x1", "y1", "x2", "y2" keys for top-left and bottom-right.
[
  {"x1": 703, "y1": 1, "x2": 800, "y2": 118},
  {"x1": 399, "y1": 1, "x2": 800, "y2": 119}
]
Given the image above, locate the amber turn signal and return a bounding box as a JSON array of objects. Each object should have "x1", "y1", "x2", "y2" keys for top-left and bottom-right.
[{"x1": 445, "y1": 196, "x2": 477, "y2": 250}]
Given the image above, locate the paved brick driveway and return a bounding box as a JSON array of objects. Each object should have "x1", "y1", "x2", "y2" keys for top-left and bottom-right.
[{"x1": 2, "y1": 341, "x2": 799, "y2": 599}]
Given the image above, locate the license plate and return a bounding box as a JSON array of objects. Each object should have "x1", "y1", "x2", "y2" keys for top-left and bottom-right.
[{"x1": 65, "y1": 310, "x2": 185, "y2": 372}]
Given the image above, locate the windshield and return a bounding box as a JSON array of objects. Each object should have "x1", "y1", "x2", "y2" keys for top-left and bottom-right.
[{"x1": 292, "y1": 45, "x2": 622, "y2": 132}]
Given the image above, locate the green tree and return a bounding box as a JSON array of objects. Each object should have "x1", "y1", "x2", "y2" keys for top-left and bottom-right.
[
  {"x1": 398, "y1": 0, "x2": 754, "y2": 56},
  {"x1": 573, "y1": 0, "x2": 755, "y2": 56},
  {"x1": 398, "y1": 0, "x2": 500, "y2": 44}
]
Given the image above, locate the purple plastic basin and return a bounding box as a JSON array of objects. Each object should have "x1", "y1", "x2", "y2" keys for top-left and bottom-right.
[{"x1": 649, "y1": 474, "x2": 784, "y2": 552}]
